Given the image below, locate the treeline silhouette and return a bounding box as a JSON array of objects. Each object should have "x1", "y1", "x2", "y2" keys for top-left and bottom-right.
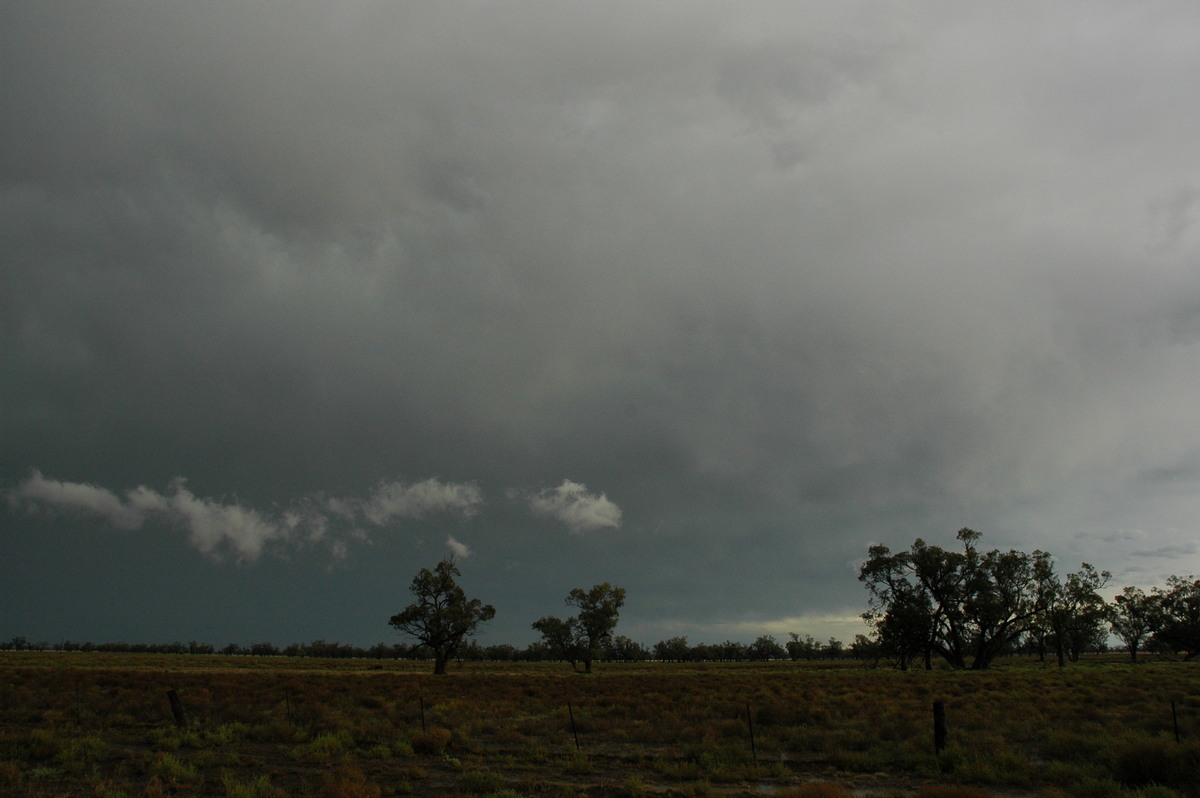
[{"x1": 0, "y1": 633, "x2": 870, "y2": 662}]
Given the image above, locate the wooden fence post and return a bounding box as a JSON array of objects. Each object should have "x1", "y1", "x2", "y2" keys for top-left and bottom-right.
[
  {"x1": 746, "y1": 704, "x2": 757, "y2": 764},
  {"x1": 933, "y1": 700, "x2": 946, "y2": 755},
  {"x1": 567, "y1": 703, "x2": 580, "y2": 750},
  {"x1": 167, "y1": 689, "x2": 188, "y2": 728}
]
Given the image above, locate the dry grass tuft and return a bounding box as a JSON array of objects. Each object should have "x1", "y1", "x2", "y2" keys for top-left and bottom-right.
[{"x1": 774, "y1": 783, "x2": 854, "y2": 798}]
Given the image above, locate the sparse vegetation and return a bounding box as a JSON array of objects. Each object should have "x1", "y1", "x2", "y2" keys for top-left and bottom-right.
[{"x1": 3, "y1": 650, "x2": 1200, "y2": 796}]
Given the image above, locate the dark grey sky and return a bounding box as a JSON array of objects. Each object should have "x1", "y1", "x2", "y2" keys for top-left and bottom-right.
[{"x1": 4, "y1": 2, "x2": 1200, "y2": 648}]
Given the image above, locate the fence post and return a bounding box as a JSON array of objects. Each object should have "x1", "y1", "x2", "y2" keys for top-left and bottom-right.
[
  {"x1": 567, "y1": 702, "x2": 580, "y2": 750},
  {"x1": 933, "y1": 700, "x2": 946, "y2": 755},
  {"x1": 167, "y1": 689, "x2": 188, "y2": 728},
  {"x1": 1172, "y1": 700, "x2": 1181, "y2": 743},
  {"x1": 419, "y1": 695, "x2": 427, "y2": 733},
  {"x1": 746, "y1": 704, "x2": 757, "y2": 764}
]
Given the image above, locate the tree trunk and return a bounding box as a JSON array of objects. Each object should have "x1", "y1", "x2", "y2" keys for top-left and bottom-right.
[{"x1": 433, "y1": 654, "x2": 449, "y2": 675}]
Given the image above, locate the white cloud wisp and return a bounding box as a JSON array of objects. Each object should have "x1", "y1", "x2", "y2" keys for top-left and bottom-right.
[
  {"x1": 8, "y1": 471, "x2": 486, "y2": 562},
  {"x1": 528, "y1": 479, "x2": 623, "y2": 535}
]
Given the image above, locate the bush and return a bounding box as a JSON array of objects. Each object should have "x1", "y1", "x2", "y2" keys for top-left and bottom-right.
[
  {"x1": 915, "y1": 787, "x2": 991, "y2": 798},
  {"x1": 55, "y1": 734, "x2": 108, "y2": 771},
  {"x1": 148, "y1": 752, "x2": 197, "y2": 783},
  {"x1": 458, "y1": 770, "x2": 505, "y2": 793},
  {"x1": 620, "y1": 775, "x2": 647, "y2": 797},
  {"x1": 411, "y1": 727, "x2": 452, "y2": 755},
  {"x1": 1067, "y1": 776, "x2": 1131, "y2": 798},
  {"x1": 316, "y1": 764, "x2": 381, "y2": 798},
  {"x1": 1114, "y1": 739, "x2": 1200, "y2": 790},
  {"x1": 775, "y1": 783, "x2": 854, "y2": 797},
  {"x1": 221, "y1": 772, "x2": 281, "y2": 798},
  {"x1": 291, "y1": 730, "x2": 353, "y2": 763},
  {"x1": 0, "y1": 761, "x2": 22, "y2": 789},
  {"x1": 1133, "y1": 786, "x2": 1183, "y2": 798}
]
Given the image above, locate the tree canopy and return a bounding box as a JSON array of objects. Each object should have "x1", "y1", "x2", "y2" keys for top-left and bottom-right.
[
  {"x1": 859, "y1": 528, "x2": 1053, "y2": 670},
  {"x1": 532, "y1": 582, "x2": 625, "y2": 673},
  {"x1": 389, "y1": 558, "x2": 495, "y2": 675}
]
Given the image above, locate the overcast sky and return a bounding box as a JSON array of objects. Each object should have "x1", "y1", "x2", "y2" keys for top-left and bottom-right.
[{"x1": 5, "y1": 2, "x2": 1200, "y2": 649}]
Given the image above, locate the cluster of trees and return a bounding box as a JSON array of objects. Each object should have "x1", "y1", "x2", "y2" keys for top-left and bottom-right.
[
  {"x1": 389, "y1": 559, "x2": 632, "y2": 674},
  {"x1": 3, "y1": 632, "x2": 876, "y2": 664},
  {"x1": 387, "y1": 559, "x2": 876, "y2": 672},
  {"x1": 531, "y1": 583, "x2": 627, "y2": 673},
  {"x1": 1, "y1": 638, "x2": 224, "y2": 655},
  {"x1": 0, "y1": 637, "x2": 413, "y2": 658},
  {"x1": 859, "y1": 528, "x2": 1200, "y2": 670},
  {"x1": 15, "y1": 537, "x2": 1200, "y2": 673},
  {"x1": 650, "y1": 634, "x2": 870, "y2": 662}
]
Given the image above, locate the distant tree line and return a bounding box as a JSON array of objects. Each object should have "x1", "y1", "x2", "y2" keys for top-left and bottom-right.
[
  {"x1": 12, "y1": 532, "x2": 1200, "y2": 671},
  {"x1": 859, "y1": 527, "x2": 1200, "y2": 670},
  {"x1": 0, "y1": 633, "x2": 872, "y2": 663}
]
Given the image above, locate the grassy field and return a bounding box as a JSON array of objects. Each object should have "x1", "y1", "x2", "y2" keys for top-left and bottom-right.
[{"x1": 2, "y1": 652, "x2": 1198, "y2": 797}]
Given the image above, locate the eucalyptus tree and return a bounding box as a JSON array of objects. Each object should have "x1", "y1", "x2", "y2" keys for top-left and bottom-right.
[
  {"x1": 1109, "y1": 586, "x2": 1158, "y2": 662},
  {"x1": 533, "y1": 582, "x2": 626, "y2": 673},
  {"x1": 530, "y1": 614, "x2": 585, "y2": 671},
  {"x1": 1037, "y1": 562, "x2": 1111, "y2": 666},
  {"x1": 567, "y1": 582, "x2": 626, "y2": 673},
  {"x1": 859, "y1": 528, "x2": 1051, "y2": 670},
  {"x1": 389, "y1": 558, "x2": 496, "y2": 675},
  {"x1": 1151, "y1": 576, "x2": 1200, "y2": 660},
  {"x1": 746, "y1": 635, "x2": 787, "y2": 661}
]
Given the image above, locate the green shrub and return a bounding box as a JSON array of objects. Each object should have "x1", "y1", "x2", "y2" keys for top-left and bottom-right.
[
  {"x1": 562, "y1": 751, "x2": 593, "y2": 775},
  {"x1": 411, "y1": 727, "x2": 451, "y2": 755},
  {"x1": 1068, "y1": 775, "x2": 1132, "y2": 798},
  {"x1": 458, "y1": 769, "x2": 505, "y2": 793},
  {"x1": 1132, "y1": 786, "x2": 1183, "y2": 798},
  {"x1": 221, "y1": 772, "x2": 280, "y2": 798},
  {"x1": 55, "y1": 734, "x2": 108, "y2": 771},
  {"x1": 315, "y1": 764, "x2": 381, "y2": 798},
  {"x1": 148, "y1": 752, "x2": 197, "y2": 783},
  {"x1": 26, "y1": 728, "x2": 59, "y2": 760},
  {"x1": 619, "y1": 774, "x2": 647, "y2": 797},
  {"x1": 914, "y1": 787, "x2": 991, "y2": 798},
  {"x1": 1114, "y1": 738, "x2": 1200, "y2": 790},
  {"x1": 0, "y1": 761, "x2": 22, "y2": 789},
  {"x1": 1037, "y1": 759, "x2": 1110, "y2": 787},
  {"x1": 775, "y1": 783, "x2": 855, "y2": 798},
  {"x1": 291, "y1": 729, "x2": 353, "y2": 762},
  {"x1": 205, "y1": 723, "x2": 250, "y2": 746}
]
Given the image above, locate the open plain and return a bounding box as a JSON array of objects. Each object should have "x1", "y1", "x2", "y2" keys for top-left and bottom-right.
[{"x1": 2, "y1": 652, "x2": 1198, "y2": 797}]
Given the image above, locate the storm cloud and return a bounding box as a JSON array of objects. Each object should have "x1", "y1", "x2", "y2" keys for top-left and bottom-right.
[{"x1": 4, "y1": 2, "x2": 1200, "y2": 646}]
